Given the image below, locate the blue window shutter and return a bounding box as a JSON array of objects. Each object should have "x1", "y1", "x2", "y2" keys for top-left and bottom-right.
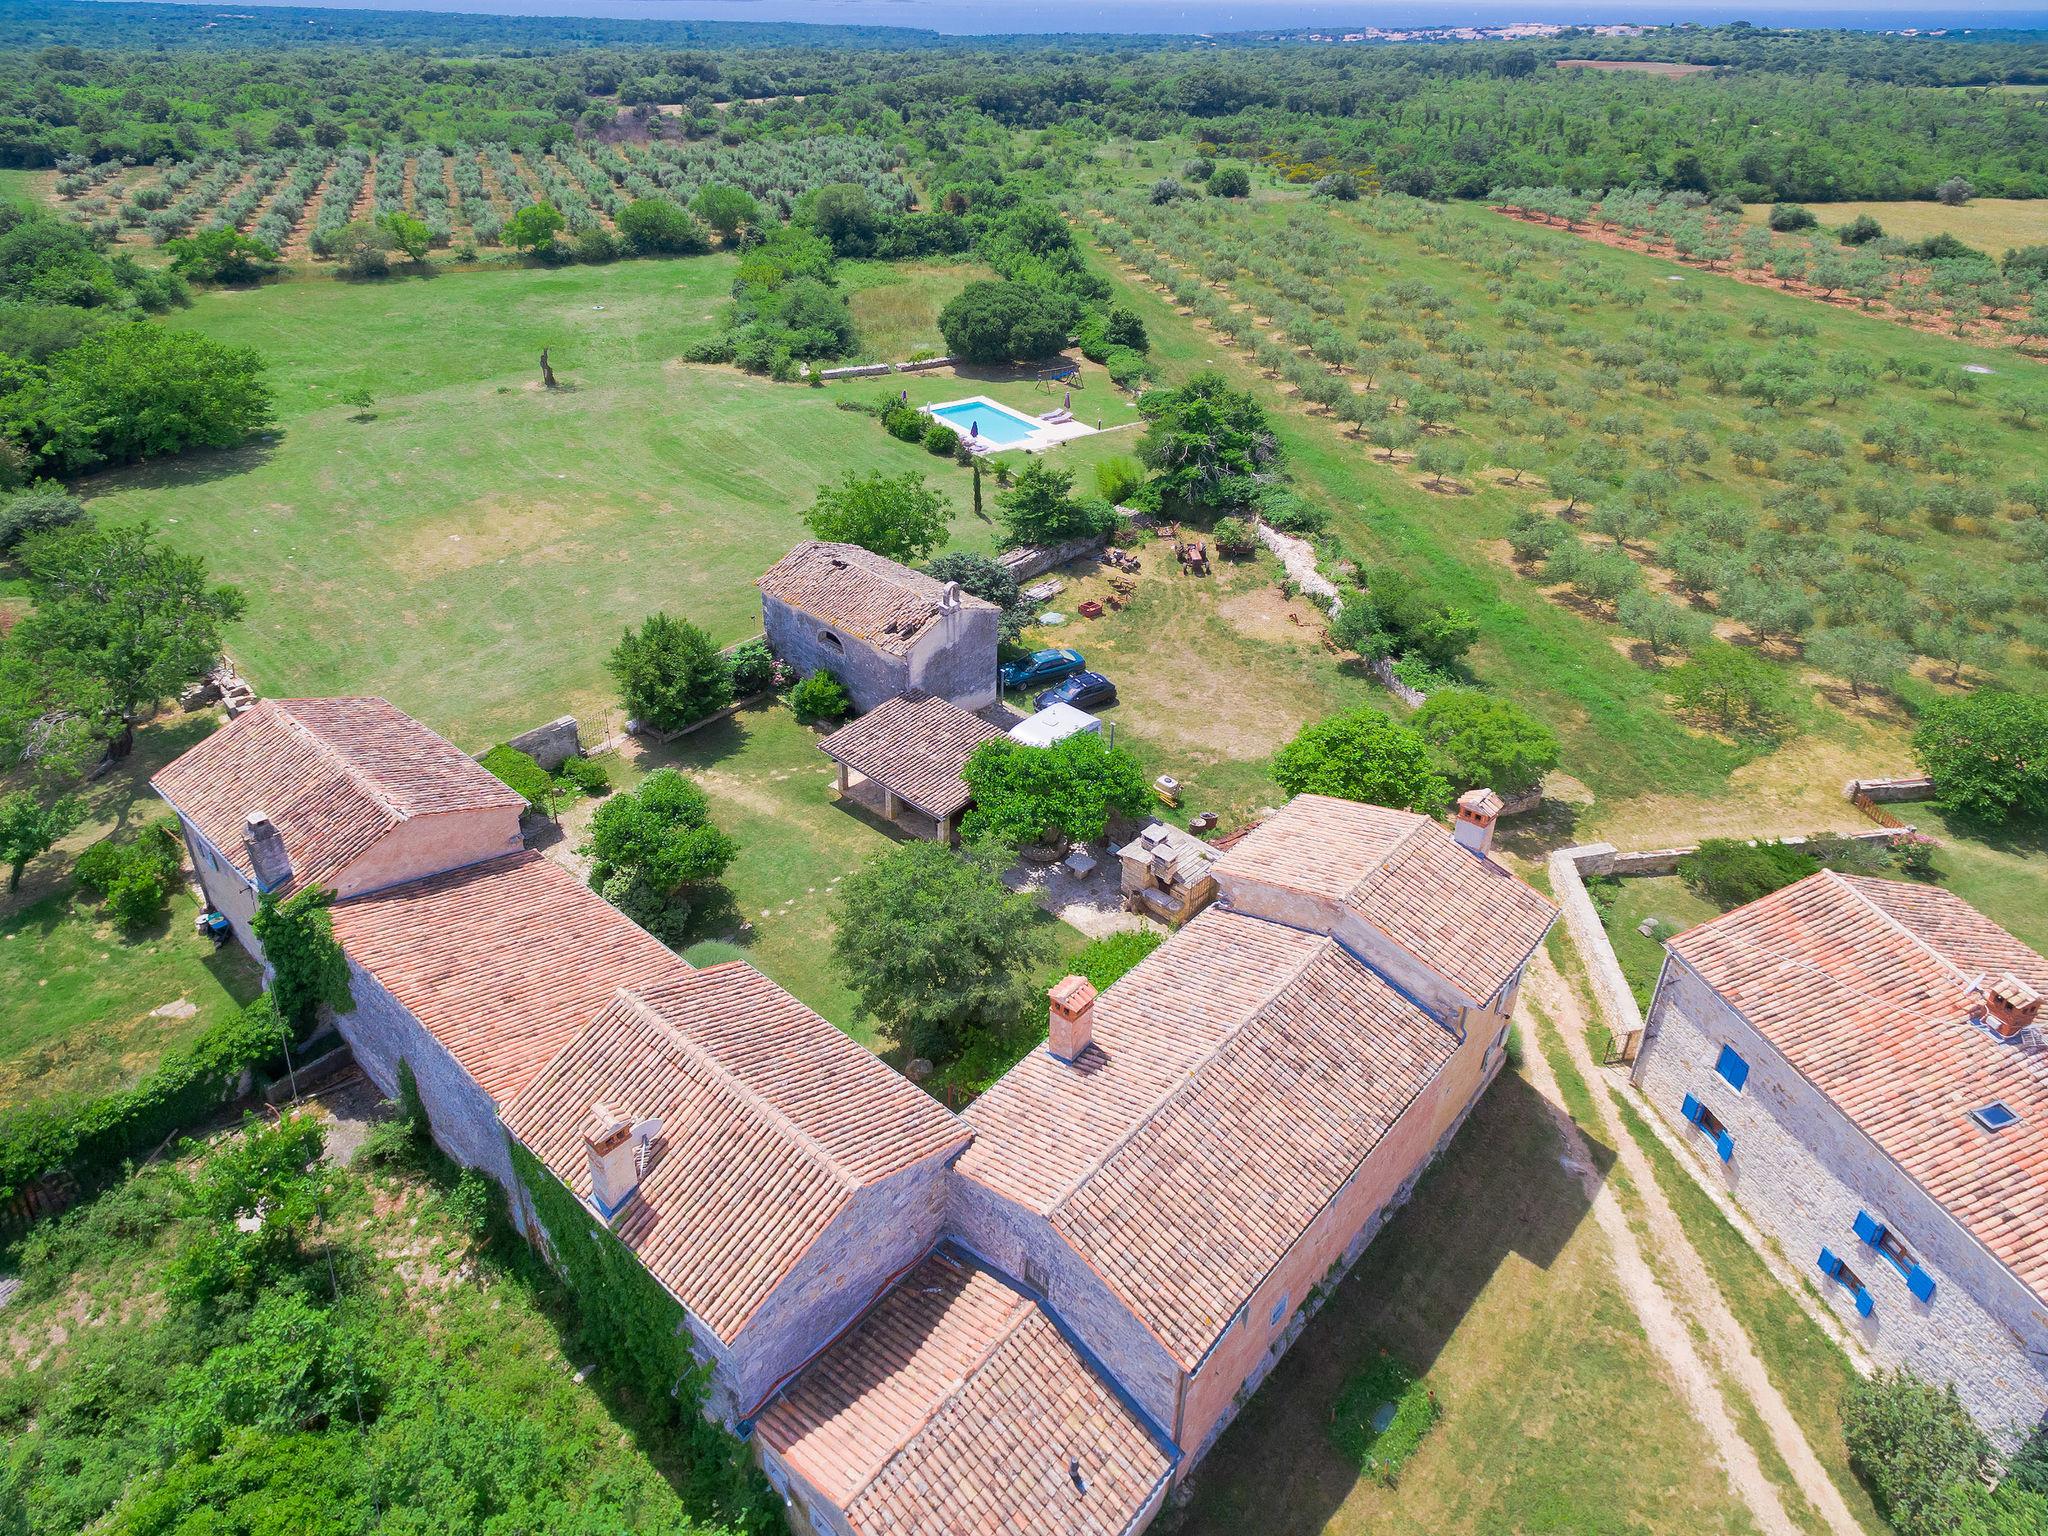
[
  {"x1": 1715, "y1": 1129, "x2": 1735, "y2": 1162},
  {"x1": 1714, "y1": 1045, "x2": 1749, "y2": 1091},
  {"x1": 1852, "y1": 1210, "x2": 1884, "y2": 1246},
  {"x1": 1818, "y1": 1247, "x2": 1842, "y2": 1278},
  {"x1": 1854, "y1": 1287, "x2": 1875, "y2": 1318},
  {"x1": 1907, "y1": 1265, "x2": 1935, "y2": 1303},
  {"x1": 1682, "y1": 1093, "x2": 1702, "y2": 1124}
]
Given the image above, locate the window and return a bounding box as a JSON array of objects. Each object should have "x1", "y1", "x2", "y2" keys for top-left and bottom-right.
[
  {"x1": 1972, "y1": 1101, "x2": 2020, "y2": 1132},
  {"x1": 1853, "y1": 1210, "x2": 1937, "y2": 1302},
  {"x1": 1680, "y1": 1093, "x2": 1735, "y2": 1162},
  {"x1": 818, "y1": 629, "x2": 843, "y2": 651},
  {"x1": 1268, "y1": 1293, "x2": 1289, "y2": 1329},
  {"x1": 1022, "y1": 1257, "x2": 1049, "y2": 1297},
  {"x1": 1714, "y1": 1045, "x2": 1750, "y2": 1092},
  {"x1": 1817, "y1": 1248, "x2": 1875, "y2": 1317}
]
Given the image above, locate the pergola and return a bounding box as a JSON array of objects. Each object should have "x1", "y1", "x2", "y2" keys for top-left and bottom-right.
[{"x1": 816, "y1": 691, "x2": 1007, "y2": 843}]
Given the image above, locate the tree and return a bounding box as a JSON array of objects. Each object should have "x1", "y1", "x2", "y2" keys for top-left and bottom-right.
[
  {"x1": 1328, "y1": 596, "x2": 1394, "y2": 661},
  {"x1": 616, "y1": 197, "x2": 709, "y2": 256},
  {"x1": 926, "y1": 551, "x2": 1025, "y2": 641},
  {"x1": 1844, "y1": 1370, "x2": 1989, "y2": 1536},
  {"x1": 582, "y1": 768, "x2": 737, "y2": 946},
  {"x1": 937, "y1": 281, "x2": 1076, "y2": 364},
  {"x1": 0, "y1": 790, "x2": 82, "y2": 891},
  {"x1": 1768, "y1": 204, "x2": 1817, "y2": 232},
  {"x1": 799, "y1": 182, "x2": 882, "y2": 257},
  {"x1": 691, "y1": 183, "x2": 759, "y2": 243},
  {"x1": 164, "y1": 227, "x2": 279, "y2": 285},
  {"x1": 996, "y1": 460, "x2": 1113, "y2": 549},
  {"x1": 5, "y1": 521, "x2": 245, "y2": 758},
  {"x1": 1273, "y1": 708, "x2": 1450, "y2": 813},
  {"x1": 251, "y1": 884, "x2": 355, "y2": 1038},
  {"x1": 1618, "y1": 591, "x2": 1711, "y2": 658},
  {"x1": 1209, "y1": 164, "x2": 1251, "y2": 198},
  {"x1": 960, "y1": 733, "x2": 1150, "y2": 855},
  {"x1": 804, "y1": 469, "x2": 950, "y2": 564},
  {"x1": 606, "y1": 612, "x2": 732, "y2": 734},
  {"x1": 1807, "y1": 626, "x2": 1909, "y2": 699},
  {"x1": 373, "y1": 210, "x2": 429, "y2": 264},
  {"x1": 1678, "y1": 839, "x2": 1821, "y2": 909},
  {"x1": 1665, "y1": 642, "x2": 1790, "y2": 734},
  {"x1": 1839, "y1": 214, "x2": 1885, "y2": 245},
  {"x1": 331, "y1": 219, "x2": 393, "y2": 279},
  {"x1": 1137, "y1": 370, "x2": 1279, "y2": 512},
  {"x1": 1935, "y1": 176, "x2": 1975, "y2": 207},
  {"x1": 1410, "y1": 690, "x2": 1559, "y2": 797},
  {"x1": 1912, "y1": 691, "x2": 2048, "y2": 824},
  {"x1": 505, "y1": 202, "x2": 565, "y2": 254}
]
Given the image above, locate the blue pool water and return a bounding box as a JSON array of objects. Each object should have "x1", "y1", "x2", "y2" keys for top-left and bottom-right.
[{"x1": 930, "y1": 399, "x2": 1038, "y2": 447}]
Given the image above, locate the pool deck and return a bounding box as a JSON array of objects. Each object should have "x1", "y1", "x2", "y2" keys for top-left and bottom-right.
[{"x1": 927, "y1": 395, "x2": 1099, "y2": 455}]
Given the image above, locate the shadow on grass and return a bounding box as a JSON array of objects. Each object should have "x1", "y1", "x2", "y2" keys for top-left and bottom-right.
[
  {"x1": 78, "y1": 436, "x2": 279, "y2": 496},
  {"x1": 1165, "y1": 1068, "x2": 1613, "y2": 1536}
]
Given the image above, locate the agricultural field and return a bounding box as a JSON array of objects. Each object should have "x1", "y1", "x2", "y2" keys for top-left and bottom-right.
[{"x1": 1740, "y1": 198, "x2": 2048, "y2": 255}]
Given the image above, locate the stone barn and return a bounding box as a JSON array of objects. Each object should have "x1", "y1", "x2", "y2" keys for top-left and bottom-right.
[{"x1": 758, "y1": 541, "x2": 1000, "y2": 714}]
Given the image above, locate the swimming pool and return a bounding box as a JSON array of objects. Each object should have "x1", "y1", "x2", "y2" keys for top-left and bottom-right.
[{"x1": 928, "y1": 396, "x2": 1042, "y2": 448}]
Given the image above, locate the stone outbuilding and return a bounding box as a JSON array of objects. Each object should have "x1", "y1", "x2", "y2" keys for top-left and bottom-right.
[
  {"x1": 1634, "y1": 871, "x2": 2048, "y2": 1448},
  {"x1": 759, "y1": 541, "x2": 1000, "y2": 714},
  {"x1": 814, "y1": 690, "x2": 1005, "y2": 842},
  {"x1": 1117, "y1": 821, "x2": 1220, "y2": 927}
]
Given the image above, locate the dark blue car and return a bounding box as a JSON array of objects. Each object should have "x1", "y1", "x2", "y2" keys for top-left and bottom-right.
[
  {"x1": 1001, "y1": 647, "x2": 1086, "y2": 691},
  {"x1": 1035, "y1": 671, "x2": 1118, "y2": 712}
]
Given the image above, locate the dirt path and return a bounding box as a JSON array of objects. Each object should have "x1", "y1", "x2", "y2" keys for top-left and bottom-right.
[
  {"x1": 1525, "y1": 955, "x2": 1866, "y2": 1536},
  {"x1": 1516, "y1": 971, "x2": 1805, "y2": 1536}
]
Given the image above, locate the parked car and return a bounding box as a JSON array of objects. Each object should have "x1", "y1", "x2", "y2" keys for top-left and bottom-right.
[
  {"x1": 1002, "y1": 647, "x2": 1086, "y2": 691},
  {"x1": 1036, "y1": 671, "x2": 1118, "y2": 712}
]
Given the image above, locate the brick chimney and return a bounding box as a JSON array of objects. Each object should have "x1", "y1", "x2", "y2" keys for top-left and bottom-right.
[
  {"x1": 1453, "y1": 787, "x2": 1504, "y2": 859},
  {"x1": 584, "y1": 1102, "x2": 661, "y2": 1220},
  {"x1": 1987, "y1": 974, "x2": 2043, "y2": 1039},
  {"x1": 242, "y1": 811, "x2": 292, "y2": 892},
  {"x1": 1048, "y1": 975, "x2": 1097, "y2": 1064}
]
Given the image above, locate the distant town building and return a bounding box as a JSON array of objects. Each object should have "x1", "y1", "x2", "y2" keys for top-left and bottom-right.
[{"x1": 1634, "y1": 871, "x2": 2048, "y2": 1447}]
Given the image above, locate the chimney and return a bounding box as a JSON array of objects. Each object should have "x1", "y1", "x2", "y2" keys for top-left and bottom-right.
[
  {"x1": 584, "y1": 1101, "x2": 658, "y2": 1220},
  {"x1": 1453, "y1": 787, "x2": 1503, "y2": 859},
  {"x1": 1987, "y1": 974, "x2": 2043, "y2": 1039},
  {"x1": 243, "y1": 811, "x2": 292, "y2": 892},
  {"x1": 1048, "y1": 975, "x2": 1097, "y2": 1064}
]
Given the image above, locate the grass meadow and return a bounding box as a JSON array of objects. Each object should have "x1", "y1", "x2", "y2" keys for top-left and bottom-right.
[{"x1": 1739, "y1": 198, "x2": 2048, "y2": 253}]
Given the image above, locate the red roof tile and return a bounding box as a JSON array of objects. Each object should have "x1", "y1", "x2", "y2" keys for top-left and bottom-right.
[
  {"x1": 502, "y1": 965, "x2": 968, "y2": 1343},
  {"x1": 330, "y1": 851, "x2": 689, "y2": 1104},
  {"x1": 1214, "y1": 794, "x2": 1556, "y2": 1003},
  {"x1": 1669, "y1": 871, "x2": 2048, "y2": 1298},
  {"x1": 960, "y1": 906, "x2": 1458, "y2": 1368},
  {"x1": 756, "y1": 1249, "x2": 1173, "y2": 1536},
  {"x1": 760, "y1": 542, "x2": 996, "y2": 658},
  {"x1": 152, "y1": 697, "x2": 521, "y2": 893},
  {"x1": 817, "y1": 691, "x2": 1005, "y2": 818}
]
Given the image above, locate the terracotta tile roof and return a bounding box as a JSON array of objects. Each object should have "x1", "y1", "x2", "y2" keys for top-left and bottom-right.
[
  {"x1": 1668, "y1": 871, "x2": 2048, "y2": 1298},
  {"x1": 1215, "y1": 793, "x2": 1556, "y2": 1004},
  {"x1": 152, "y1": 697, "x2": 521, "y2": 894},
  {"x1": 959, "y1": 906, "x2": 1458, "y2": 1368},
  {"x1": 756, "y1": 1248, "x2": 1173, "y2": 1536},
  {"x1": 502, "y1": 965, "x2": 968, "y2": 1343},
  {"x1": 817, "y1": 691, "x2": 1005, "y2": 818},
  {"x1": 759, "y1": 541, "x2": 995, "y2": 658},
  {"x1": 330, "y1": 851, "x2": 689, "y2": 1104}
]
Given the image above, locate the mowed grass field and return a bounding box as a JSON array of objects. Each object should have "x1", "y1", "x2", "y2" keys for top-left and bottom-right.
[
  {"x1": 80, "y1": 256, "x2": 1135, "y2": 749},
  {"x1": 1740, "y1": 198, "x2": 2048, "y2": 251}
]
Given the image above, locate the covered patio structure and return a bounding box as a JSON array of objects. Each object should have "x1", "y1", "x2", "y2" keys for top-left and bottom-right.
[{"x1": 816, "y1": 690, "x2": 1006, "y2": 843}]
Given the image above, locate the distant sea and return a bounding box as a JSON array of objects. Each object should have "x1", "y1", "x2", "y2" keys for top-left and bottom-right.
[{"x1": 110, "y1": 0, "x2": 2048, "y2": 38}]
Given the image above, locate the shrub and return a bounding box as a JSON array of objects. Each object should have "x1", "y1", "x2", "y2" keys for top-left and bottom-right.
[
  {"x1": 937, "y1": 280, "x2": 1077, "y2": 364},
  {"x1": 608, "y1": 612, "x2": 733, "y2": 734},
  {"x1": 1092, "y1": 454, "x2": 1146, "y2": 506},
  {"x1": 1768, "y1": 203, "x2": 1817, "y2": 232},
  {"x1": 1212, "y1": 516, "x2": 1257, "y2": 557},
  {"x1": 881, "y1": 403, "x2": 925, "y2": 442},
  {"x1": 1209, "y1": 164, "x2": 1252, "y2": 198},
  {"x1": 555, "y1": 753, "x2": 612, "y2": 796},
  {"x1": 1258, "y1": 485, "x2": 1328, "y2": 534},
  {"x1": 0, "y1": 482, "x2": 88, "y2": 551},
  {"x1": 74, "y1": 819, "x2": 182, "y2": 928},
  {"x1": 479, "y1": 744, "x2": 556, "y2": 814},
  {"x1": 926, "y1": 551, "x2": 1025, "y2": 641},
  {"x1": 1328, "y1": 1353, "x2": 1441, "y2": 1487},
  {"x1": 1839, "y1": 214, "x2": 1886, "y2": 245},
  {"x1": 1069, "y1": 928, "x2": 1163, "y2": 992},
  {"x1": 615, "y1": 196, "x2": 709, "y2": 256},
  {"x1": 1844, "y1": 1370, "x2": 1989, "y2": 1536},
  {"x1": 725, "y1": 638, "x2": 776, "y2": 698},
  {"x1": 1677, "y1": 838, "x2": 1821, "y2": 909},
  {"x1": 789, "y1": 669, "x2": 853, "y2": 726},
  {"x1": 999, "y1": 460, "x2": 1117, "y2": 548},
  {"x1": 1912, "y1": 691, "x2": 2048, "y2": 825},
  {"x1": 923, "y1": 420, "x2": 957, "y2": 455}
]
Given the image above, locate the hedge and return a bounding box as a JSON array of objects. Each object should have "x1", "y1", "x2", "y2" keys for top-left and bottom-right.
[{"x1": 0, "y1": 995, "x2": 293, "y2": 1204}]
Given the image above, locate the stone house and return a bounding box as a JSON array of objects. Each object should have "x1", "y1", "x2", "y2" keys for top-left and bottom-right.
[
  {"x1": 150, "y1": 696, "x2": 525, "y2": 957},
  {"x1": 1633, "y1": 871, "x2": 2048, "y2": 1448},
  {"x1": 1117, "y1": 820, "x2": 1220, "y2": 927},
  {"x1": 759, "y1": 541, "x2": 1000, "y2": 714},
  {"x1": 157, "y1": 699, "x2": 1556, "y2": 1536}
]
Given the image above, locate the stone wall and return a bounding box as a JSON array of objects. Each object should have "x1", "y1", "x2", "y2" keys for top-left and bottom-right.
[
  {"x1": 505, "y1": 715, "x2": 581, "y2": 772},
  {"x1": 1549, "y1": 846, "x2": 1647, "y2": 1056},
  {"x1": 1633, "y1": 958, "x2": 2048, "y2": 1448},
  {"x1": 997, "y1": 532, "x2": 1113, "y2": 584},
  {"x1": 329, "y1": 807, "x2": 525, "y2": 900},
  {"x1": 175, "y1": 814, "x2": 262, "y2": 958},
  {"x1": 762, "y1": 591, "x2": 915, "y2": 714},
  {"x1": 1846, "y1": 776, "x2": 1935, "y2": 804},
  {"x1": 904, "y1": 603, "x2": 1000, "y2": 712}
]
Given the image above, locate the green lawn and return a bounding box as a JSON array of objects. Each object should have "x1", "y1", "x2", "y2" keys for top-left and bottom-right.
[
  {"x1": 840, "y1": 258, "x2": 991, "y2": 361},
  {"x1": 1590, "y1": 874, "x2": 1724, "y2": 1008},
  {"x1": 84, "y1": 257, "x2": 1139, "y2": 751},
  {"x1": 0, "y1": 885, "x2": 262, "y2": 1114}
]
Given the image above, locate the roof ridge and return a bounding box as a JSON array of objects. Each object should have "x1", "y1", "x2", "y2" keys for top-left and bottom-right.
[
  {"x1": 1822, "y1": 870, "x2": 1976, "y2": 992},
  {"x1": 840, "y1": 1265, "x2": 1032, "y2": 1511},
  {"x1": 271, "y1": 698, "x2": 410, "y2": 824},
  {"x1": 618, "y1": 984, "x2": 862, "y2": 1193},
  {"x1": 1045, "y1": 925, "x2": 1330, "y2": 1217},
  {"x1": 1351, "y1": 812, "x2": 1432, "y2": 896}
]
